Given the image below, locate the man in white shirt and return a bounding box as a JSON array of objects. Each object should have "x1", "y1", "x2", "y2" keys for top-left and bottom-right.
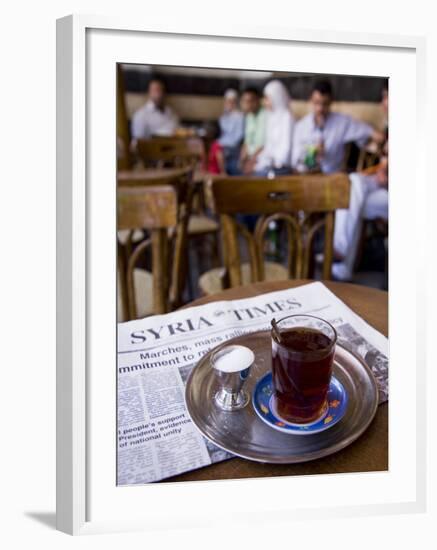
[
  {"x1": 292, "y1": 80, "x2": 384, "y2": 173},
  {"x1": 131, "y1": 77, "x2": 179, "y2": 140},
  {"x1": 333, "y1": 157, "x2": 388, "y2": 280},
  {"x1": 292, "y1": 80, "x2": 387, "y2": 281}
]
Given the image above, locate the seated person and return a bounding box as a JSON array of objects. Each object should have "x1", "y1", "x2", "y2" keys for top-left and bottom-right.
[
  {"x1": 204, "y1": 121, "x2": 227, "y2": 175},
  {"x1": 292, "y1": 80, "x2": 384, "y2": 173},
  {"x1": 218, "y1": 89, "x2": 245, "y2": 175},
  {"x1": 254, "y1": 80, "x2": 295, "y2": 176},
  {"x1": 333, "y1": 156, "x2": 388, "y2": 281},
  {"x1": 376, "y1": 82, "x2": 389, "y2": 160},
  {"x1": 381, "y1": 81, "x2": 388, "y2": 144},
  {"x1": 239, "y1": 87, "x2": 266, "y2": 174},
  {"x1": 359, "y1": 81, "x2": 389, "y2": 169},
  {"x1": 131, "y1": 77, "x2": 179, "y2": 140}
]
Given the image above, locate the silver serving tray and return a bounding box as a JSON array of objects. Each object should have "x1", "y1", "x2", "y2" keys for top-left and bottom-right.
[{"x1": 185, "y1": 331, "x2": 379, "y2": 463}]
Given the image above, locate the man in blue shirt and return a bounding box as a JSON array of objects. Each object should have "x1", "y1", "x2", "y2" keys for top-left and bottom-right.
[{"x1": 219, "y1": 89, "x2": 245, "y2": 174}]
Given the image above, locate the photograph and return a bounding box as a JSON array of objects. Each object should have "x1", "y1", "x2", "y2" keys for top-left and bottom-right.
[
  {"x1": 116, "y1": 63, "x2": 389, "y2": 486},
  {"x1": 1, "y1": 0, "x2": 432, "y2": 543}
]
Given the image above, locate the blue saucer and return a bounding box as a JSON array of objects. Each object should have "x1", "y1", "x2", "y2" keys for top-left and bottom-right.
[{"x1": 252, "y1": 372, "x2": 348, "y2": 435}]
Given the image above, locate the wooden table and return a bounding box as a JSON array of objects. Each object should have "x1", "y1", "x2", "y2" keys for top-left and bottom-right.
[
  {"x1": 167, "y1": 279, "x2": 388, "y2": 482},
  {"x1": 117, "y1": 167, "x2": 190, "y2": 184},
  {"x1": 117, "y1": 168, "x2": 212, "y2": 206}
]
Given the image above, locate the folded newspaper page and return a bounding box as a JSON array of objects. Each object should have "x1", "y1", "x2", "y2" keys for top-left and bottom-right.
[{"x1": 117, "y1": 282, "x2": 388, "y2": 485}]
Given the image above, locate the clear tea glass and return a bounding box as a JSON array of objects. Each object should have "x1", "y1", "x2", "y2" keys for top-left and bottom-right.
[{"x1": 271, "y1": 314, "x2": 337, "y2": 424}]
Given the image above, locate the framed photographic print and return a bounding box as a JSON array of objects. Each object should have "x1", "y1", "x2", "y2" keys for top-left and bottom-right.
[{"x1": 56, "y1": 14, "x2": 427, "y2": 535}]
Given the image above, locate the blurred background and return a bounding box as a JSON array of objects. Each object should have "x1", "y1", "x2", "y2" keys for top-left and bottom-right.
[
  {"x1": 117, "y1": 64, "x2": 388, "y2": 322},
  {"x1": 121, "y1": 64, "x2": 386, "y2": 131}
]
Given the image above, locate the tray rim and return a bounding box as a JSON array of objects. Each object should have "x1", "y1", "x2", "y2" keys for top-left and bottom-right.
[{"x1": 185, "y1": 330, "x2": 380, "y2": 464}]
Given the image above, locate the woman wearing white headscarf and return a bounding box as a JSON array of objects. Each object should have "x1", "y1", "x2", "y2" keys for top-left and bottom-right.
[{"x1": 254, "y1": 80, "x2": 295, "y2": 175}]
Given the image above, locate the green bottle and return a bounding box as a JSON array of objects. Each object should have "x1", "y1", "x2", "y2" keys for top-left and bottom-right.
[{"x1": 304, "y1": 144, "x2": 318, "y2": 170}]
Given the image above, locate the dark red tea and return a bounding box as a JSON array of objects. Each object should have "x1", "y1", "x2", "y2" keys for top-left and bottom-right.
[{"x1": 271, "y1": 326, "x2": 335, "y2": 423}]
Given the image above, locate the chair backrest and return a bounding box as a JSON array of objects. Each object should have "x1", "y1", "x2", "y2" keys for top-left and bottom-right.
[
  {"x1": 356, "y1": 148, "x2": 381, "y2": 173},
  {"x1": 117, "y1": 185, "x2": 178, "y2": 320},
  {"x1": 135, "y1": 137, "x2": 205, "y2": 169},
  {"x1": 208, "y1": 173, "x2": 350, "y2": 286},
  {"x1": 117, "y1": 167, "x2": 192, "y2": 203},
  {"x1": 116, "y1": 64, "x2": 132, "y2": 170}
]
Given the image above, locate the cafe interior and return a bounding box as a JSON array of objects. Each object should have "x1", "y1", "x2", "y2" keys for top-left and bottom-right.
[{"x1": 116, "y1": 63, "x2": 388, "y2": 323}]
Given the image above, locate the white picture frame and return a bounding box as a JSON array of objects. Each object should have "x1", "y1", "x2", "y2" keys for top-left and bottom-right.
[{"x1": 56, "y1": 14, "x2": 427, "y2": 535}]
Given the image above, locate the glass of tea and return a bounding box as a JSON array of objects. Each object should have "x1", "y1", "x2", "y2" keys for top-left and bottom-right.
[{"x1": 271, "y1": 314, "x2": 337, "y2": 424}]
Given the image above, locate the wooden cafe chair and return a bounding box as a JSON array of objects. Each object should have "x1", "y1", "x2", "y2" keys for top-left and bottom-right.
[
  {"x1": 127, "y1": 143, "x2": 220, "y2": 277},
  {"x1": 117, "y1": 185, "x2": 181, "y2": 322},
  {"x1": 117, "y1": 167, "x2": 192, "y2": 247},
  {"x1": 199, "y1": 173, "x2": 350, "y2": 295},
  {"x1": 117, "y1": 167, "x2": 206, "y2": 304}
]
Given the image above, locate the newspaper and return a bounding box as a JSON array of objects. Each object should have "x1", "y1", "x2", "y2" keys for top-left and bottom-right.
[{"x1": 117, "y1": 282, "x2": 388, "y2": 485}]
